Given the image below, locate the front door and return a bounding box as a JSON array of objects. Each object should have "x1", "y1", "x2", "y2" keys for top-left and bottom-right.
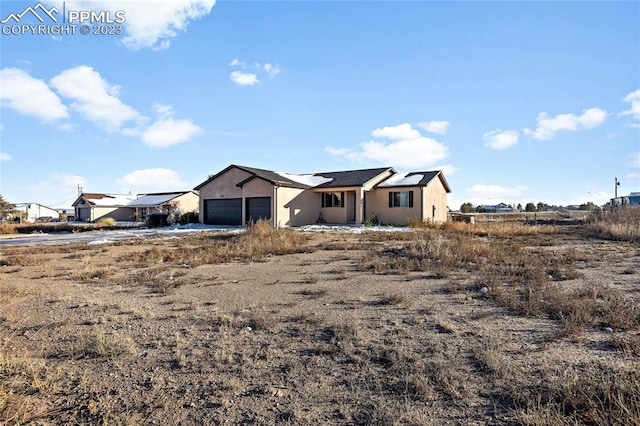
[{"x1": 347, "y1": 192, "x2": 356, "y2": 222}]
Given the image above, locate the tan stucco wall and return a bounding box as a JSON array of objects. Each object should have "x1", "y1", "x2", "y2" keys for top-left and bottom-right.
[
  {"x1": 93, "y1": 206, "x2": 136, "y2": 222},
  {"x1": 422, "y1": 178, "x2": 449, "y2": 223},
  {"x1": 174, "y1": 192, "x2": 199, "y2": 214},
  {"x1": 198, "y1": 168, "x2": 253, "y2": 223},
  {"x1": 367, "y1": 179, "x2": 449, "y2": 225},
  {"x1": 366, "y1": 188, "x2": 422, "y2": 225},
  {"x1": 275, "y1": 187, "x2": 320, "y2": 227}
]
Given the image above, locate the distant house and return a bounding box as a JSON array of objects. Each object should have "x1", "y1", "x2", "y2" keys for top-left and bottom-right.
[
  {"x1": 611, "y1": 192, "x2": 640, "y2": 208},
  {"x1": 12, "y1": 203, "x2": 60, "y2": 223},
  {"x1": 128, "y1": 191, "x2": 199, "y2": 222},
  {"x1": 194, "y1": 164, "x2": 451, "y2": 227},
  {"x1": 72, "y1": 193, "x2": 136, "y2": 222},
  {"x1": 483, "y1": 203, "x2": 514, "y2": 213}
]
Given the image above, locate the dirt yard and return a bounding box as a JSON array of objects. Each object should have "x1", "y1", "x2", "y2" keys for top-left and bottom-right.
[{"x1": 1, "y1": 223, "x2": 638, "y2": 425}]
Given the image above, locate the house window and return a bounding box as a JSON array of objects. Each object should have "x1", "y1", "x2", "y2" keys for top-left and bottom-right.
[
  {"x1": 322, "y1": 192, "x2": 344, "y2": 208},
  {"x1": 389, "y1": 191, "x2": 413, "y2": 208}
]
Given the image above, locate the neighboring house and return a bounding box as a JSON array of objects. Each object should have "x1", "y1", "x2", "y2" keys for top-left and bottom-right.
[
  {"x1": 194, "y1": 164, "x2": 451, "y2": 227},
  {"x1": 128, "y1": 191, "x2": 199, "y2": 222},
  {"x1": 72, "y1": 193, "x2": 136, "y2": 222},
  {"x1": 611, "y1": 192, "x2": 640, "y2": 208},
  {"x1": 12, "y1": 203, "x2": 60, "y2": 223},
  {"x1": 482, "y1": 203, "x2": 514, "y2": 213}
]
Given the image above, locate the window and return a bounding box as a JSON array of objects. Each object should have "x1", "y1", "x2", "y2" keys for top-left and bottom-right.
[
  {"x1": 322, "y1": 192, "x2": 344, "y2": 208},
  {"x1": 389, "y1": 191, "x2": 413, "y2": 208}
]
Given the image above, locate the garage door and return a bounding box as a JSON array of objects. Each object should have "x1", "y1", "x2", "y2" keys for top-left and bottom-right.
[
  {"x1": 77, "y1": 207, "x2": 91, "y2": 221},
  {"x1": 204, "y1": 199, "x2": 242, "y2": 225},
  {"x1": 246, "y1": 197, "x2": 271, "y2": 224}
]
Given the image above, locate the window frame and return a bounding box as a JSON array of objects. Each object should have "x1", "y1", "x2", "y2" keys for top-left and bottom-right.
[
  {"x1": 321, "y1": 191, "x2": 345, "y2": 208},
  {"x1": 388, "y1": 190, "x2": 414, "y2": 208}
]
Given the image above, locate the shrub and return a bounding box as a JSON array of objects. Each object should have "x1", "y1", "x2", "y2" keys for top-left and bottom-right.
[{"x1": 96, "y1": 217, "x2": 116, "y2": 227}]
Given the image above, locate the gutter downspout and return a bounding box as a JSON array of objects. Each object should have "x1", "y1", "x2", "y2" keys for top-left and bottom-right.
[
  {"x1": 273, "y1": 185, "x2": 278, "y2": 228},
  {"x1": 420, "y1": 187, "x2": 424, "y2": 222}
]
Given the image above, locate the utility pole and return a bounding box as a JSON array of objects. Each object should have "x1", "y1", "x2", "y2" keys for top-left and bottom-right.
[{"x1": 615, "y1": 177, "x2": 620, "y2": 199}]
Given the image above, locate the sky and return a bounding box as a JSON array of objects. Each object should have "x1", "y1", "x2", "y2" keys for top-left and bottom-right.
[{"x1": 0, "y1": 0, "x2": 639, "y2": 211}]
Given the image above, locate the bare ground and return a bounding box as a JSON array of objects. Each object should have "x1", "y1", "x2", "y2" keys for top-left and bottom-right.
[{"x1": 1, "y1": 226, "x2": 639, "y2": 425}]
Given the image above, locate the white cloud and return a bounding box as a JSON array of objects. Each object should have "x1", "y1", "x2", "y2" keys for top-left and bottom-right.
[
  {"x1": 483, "y1": 129, "x2": 519, "y2": 149},
  {"x1": 230, "y1": 70, "x2": 259, "y2": 86},
  {"x1": 229, "y1": 59, "x2": 281, "y2": 86},
  {"x1": 153, "y1": 103, "x2": 174, "y2": 119},
  {"x1": 466, "y1": 184, "x2": 527, "y2": 204},
  {"x1": 0, "y1": 68, "x2": 68, "y2": 122},
  {"x1": 327, "y1": 123, "x2": 449, "y2": 169},
  {"x1": 371, "y1": 123, "x2": 421, "y2": 140},
  {"x1": 629, "y1": 152, "x2": 640, "y2": 167},
  {"x1": 116, "y1": 168, "x2": 186, "y2": 192},
  {"x1": 325, "y1": 147, "x2": 350, "y2": 156},
  {"x1": 626, "y1": 173, "x2": 640, "y2": 180},
  {"x1": 417, "y1": 120, "x2": 450, "y2": 135},
  {"x1": 53, "y1": 1, "x2": 216, "y2": 50},
  {"x1": 50, "y1": 65, "x2": 143, "y2": 132},
  {"x1": 0, "y1": 152, "x2": 12, "y2": 161},
  {"x1": 523, "y1": 107, "x2": 607, "y2": 140},
  {"x1": 264, "y1": 63, "x2": 281, "y2": 76},
  {"x1": 27, "y1": 173, "x2": 88, "y2": 199},
  {"x1": 433, "y1": 164, "x2": 456, "y2": 176},
  {"x1": 142, "y1": 118, "x2": 201, "y2": 148},
  {"x1": 229, "y1": 59, "x2": 245, "y2": 68},
  {"x1": 621, "y1": 90, "x2": 640, "y2": 122}
]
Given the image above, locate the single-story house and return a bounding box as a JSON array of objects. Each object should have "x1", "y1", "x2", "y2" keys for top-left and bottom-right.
[
  {"x1": 128, "y1": 191, "x2": 199, "y2": 222},
  {"x1": 482, "y1": 203, "x2": 514, "y2": 213},
  {"x1": 12, "y1": 203, "x2": 60, "y2": 223},
  {"x1": 72, "y1": 193, "x2": 136, "y2": 222},
  {"x1": 194, "y1": 164, "x2": 451, "y2": 227}
]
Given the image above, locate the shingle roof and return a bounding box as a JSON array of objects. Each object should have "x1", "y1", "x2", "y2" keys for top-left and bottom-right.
[
  {"x1": 312, "y1": 167, "x2": 393, "y2": 188},
  {"x1": 127, "y1": 192, "x2": 191, "y2": 208},
  {"x1": 234, "y1": 165, "x2": 310, "y2": 188}
]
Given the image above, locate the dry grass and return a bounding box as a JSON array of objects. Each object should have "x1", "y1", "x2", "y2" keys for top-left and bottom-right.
[
  {"x1": 0, "y1": 221, "x2": 638, "y2": 425},
  {"x1": 588, "y1": 207, "x2": 640, "y2": 241},
  {"x1": 119, "y1": 219, "x2": 308, "y2": 268}
]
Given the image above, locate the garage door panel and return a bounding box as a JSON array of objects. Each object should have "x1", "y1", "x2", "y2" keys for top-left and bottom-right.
[
  {"x1": 204, "y1": 199, "x2": 242, "y2": 225},
  {"x1": 246, "y1": 197, "x2": 271, "y2": 224}
]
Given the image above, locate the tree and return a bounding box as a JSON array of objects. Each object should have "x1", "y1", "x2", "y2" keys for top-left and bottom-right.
[
  {"x1": 579, "y1": 201, "x2": 596, "y2": 211},
  {"x1": 460, "y1": 202, "x2": 474, "y2": 213},
  {"x1": 525, "y1": 202, "x2": 537, "y2": 212},
  {"x1": 517, "y1": 203, "x2": 522, "y2": 211},
  {"x1": 0, "y1": 195, "x2": 16, "y2": 220}
]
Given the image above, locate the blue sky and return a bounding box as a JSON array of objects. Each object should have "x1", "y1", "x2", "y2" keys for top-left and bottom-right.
[{"x1": 1, "y1": 0, "x2": 639, "y2": 211}]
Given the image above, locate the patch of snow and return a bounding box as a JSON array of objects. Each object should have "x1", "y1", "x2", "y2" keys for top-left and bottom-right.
[
  {"x1": 89, "y1": 195, "x2": 137, "y2": 207},
  {"x1": 88, "y1": 239, "x2": 113, "y2": 245},
  {"x1": 296, "y1": 224, "x2": 413, "y2": 234},
  {"x1": 276, "y1": 172, "x2": 333, "y2": 187},
  {"x1": 378, "y1": 172, "x2": 423, "y2": 187}
]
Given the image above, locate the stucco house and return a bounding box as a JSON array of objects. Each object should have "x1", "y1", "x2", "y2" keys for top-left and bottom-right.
[
  {"x1": 72, "y1": 193, "x2": 136, "y2": 222},
  {"x1": 128, "y1": 191, "x2": 199, "y2": 222},
  {"x1": 194, "y1": 165, "x2": 451, "y2": 227}
]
